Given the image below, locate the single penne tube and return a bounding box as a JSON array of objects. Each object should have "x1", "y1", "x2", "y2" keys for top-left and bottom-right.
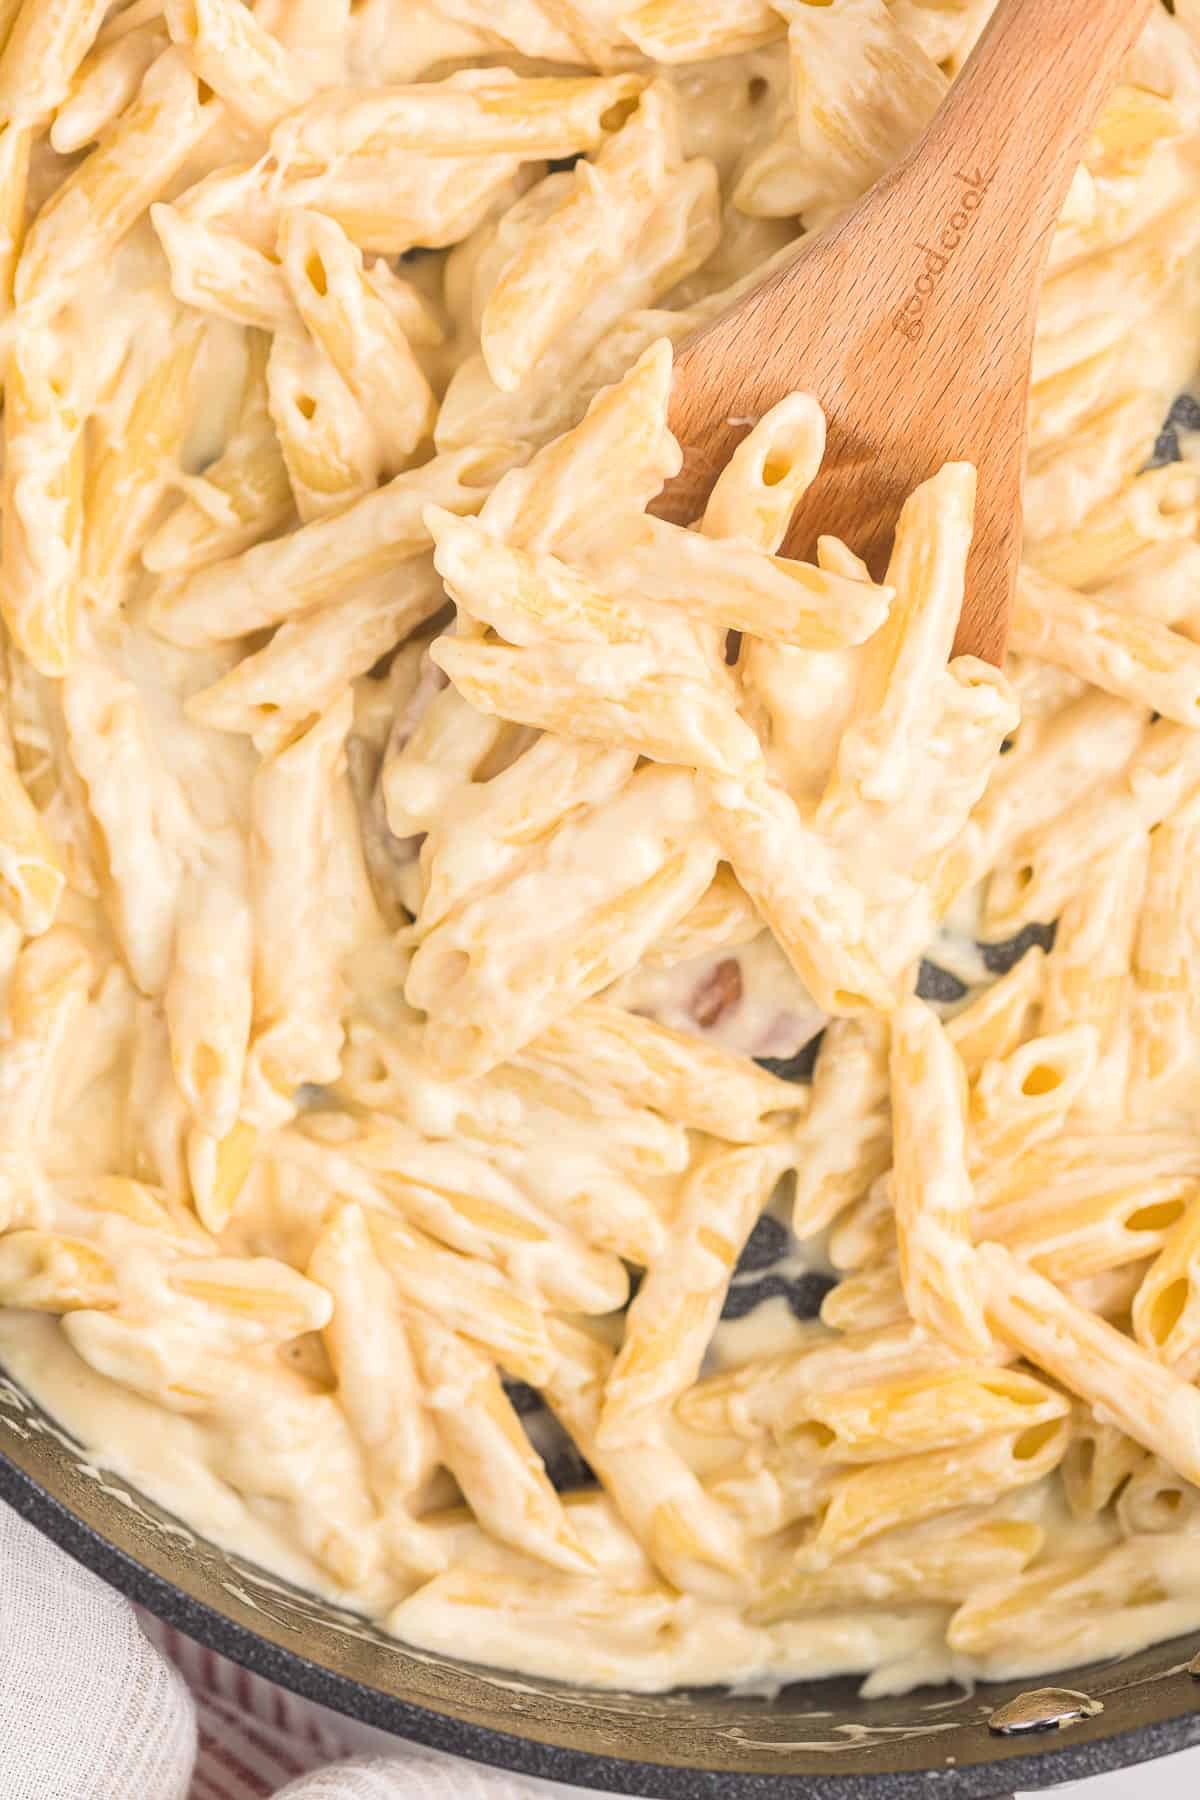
[
  {"x1": 946, "y1": 1536, "x2": 1200, "y2": 1676},
  {"x1": 543, "y1": 1320, "x2": 748, "y2": 1595},
  {"x1": 1061, "y1": 1412, "x2": 1147, "y2": 1520},
  {"x1": 1, "y1": 330, "x2": 85, "y2": 677},
  {"x1": 819, "y1": 1262, "x2": 907, "y2": 1335},
  {"x1": 598, "y1": 1141, "x2": 789, "y2": 1447},
  {"x1": 328, "y1": 1116, "x2": 629, "y2": 1316},
  {"x1": 621, "y1": 0, "x2": 782, "y2": 61},
  {"x1": 308, "y1": 1201, "x2": 442, "y2": 1574},
  {"x1": 700, "y1": 392, "x2": 826, "y2": 549},
  {"x1": 988, "y1": 1183, "x2": 1189, "y2": 1282},
  {"x1": 1062, "y1": 1260, "x2": 1148, "y2": 1323},
  {"x1": 167, "y1": 1254, "x2": 333, "y2": 1343},
  {"x1": 152, "y1": 442, "x2": 516, "y2": 645},
  {"x1": 50, "y1": 19, "x2": 164, "y2": 154},
  {"x1": 0, "y1": 0, "x2": 108, "y2": 127},
  {"x1": 828, "y1": 1174, "x2": 898, "y2": 1272},
  {"x1": 751, "y1": 1515, "x2": 1043, "y2": 1624},
  {"x1": 152, "y1": 201, "x2": 295, "y2": 330},
  {"x1": 0, "y1": 121, "x2": 29, "y2": 313},
  {"x1": 945, "y1": 945, "x2": 1045, "y2": 1077},
  {"x1": 973, "y1": 1130, "x2": 1200, "y2": 1212},
  {"x1": 406, "y1": 766, "x2": 720, "y2": 1077},
  {"x1": 413, "y1": 737, "x2": 637, "y2": 936},
  {"x1": 703, "y1": 771, "x2": 900, "y2": 1015},
  {"x1": 0, "y1": 732, "x2": 65, "y2": 936},
  {"x1": 0, "y1": 927, "x2": 93, "y2": 1156},
  {"x1": 706, "y1": 1437, "x2": 836, "y2": 1539},
  {"x1": 185, "y1": 1120, "x2": 256, "y2": 1237},
  {"x1": 62, "y1": 663, "x2": 180, "y2": 995},
  {"x1": 676, "y1": 1320, "x2": 963, "y2": 1441},
  {"x1": 83, "y1": 317, "x2": 205, "y2": 615},
  {"x1": 774, "y1": 1365, "x2": 1070, "y2": 1466},
  {"x1": 1130, "y1": 804, "x2": 1200, "y2": 1107},
  {"x1": 1131, "y1": 1192, "x2": 1200, "y2": 1379},
  {"x1": 266, "y1": 322, "x2": 379, "y2": 521},
  {"x1": 271, "y1": 71, "x2": 646, "y2": 170},
  {"x1": 581, "y1": 514, "x2": 891, "y2": 648},
  {"x1": 187, "y1": 561, "x2": 446, "y2": 754},
  {"x1": 432, "y1": 634, "x2": 763, "y2": 780},
  {"x1": 736, "y1": 0, "x2": 947, "y2": 226},
  {"x1": 123, "y1": 1000, "x2": 191, "y2": 1204},
  {"x1": 491, "y1": 1137, "x2": 671, "y2": 1270},
  {"x1": 479, "y1": 83, "x2": 710, "y2": 397},
  {"x1": 1039, "y1": 834, "x2": 1147, "y2": 1119},
  {"x1": 1029, "y1": 459, "x2": 1200, "y2": 592},
  {"x1": 809, "y1": 1414, "x2": 1071, "y2": 1559},
  {"x1": 890, "y1": 997, "x2": 991, "y2": 1358},
  {"x1": 408, "y1": 1316, "x2": 595, "y2": 1575},
  {"x1": 0, "y1": 1227, "x2": 117, "y2": 1311},
  {"x1": 163, "y1": 0, "x2": 317, "y2": 132},
  {"x1": 474, "y1": 339, "x2": 680, "y2": 553},
  {"x1": 482, "y1": 1061, "x2": 690, "y2": 1181},
  {"x1": 1099, "y1": 537, "x2": 1200, "y2": 630},
  {"x1": 245, "y1": 694, "x2": 360, "y2": 1118},
  {"x1": 968, "y1": 688, "x2": 1146, "y2": 879},
  {"x1": 977, "y1": 1242, "x2": 1200, "y2": 1485},
  {"x1": 1034, "y1": 200, "x2": 1200, "y2": 386},
  {"x1": 1011, "y1": 566, "x2": 1200, "y2": 723},
  {"x1": 428, "y1": 507, "x2": 651, "y2": 646},
  {"x1": 164, "y1": 870, "x2": 252, "y2": 1142},
  {"x1": 383, "y1": 680, "x2": 520, "y2": 843},
  {"x1": 1117, "y1": 1453, "x2": 1200, "y2": 1536},
  {"x1": 142, "y1": 332, "x2": 293, "y2": 576},
  {"x1": 967, "y1": 1025, "x2": 1098, "y2": 1168},
  {"x1": 15, "y1": 49, "x2": 219, "y2": 317},
  {"x1": 791, "y1": 1018, "x2": 891, "y2": 1237},
  {"x1": 389, "y1": 1563, "x2": 689, "y2": 1692},
  {"x1": 985, "y1": 718, "x2": 1195, "y2": 932},
  {"x1": 368, "y1": 1208, "x2": 554, "y2": 1389},
  {"x1": 278, "y1": 148, "x2": 528, "y2": 258},
  {"x1": 643, "y1": 866, "x2": 762, "y2": 967},
  {"x1": 819, "y1": 460, "x2": 976, "y2": 829},
  {"x1": 333, "y1": 1034, "x2": 681, "y2": 1256},
  {"x1": 524, "y1": 1000, "x2": 804, "y2": 1144},
  {"x1": 280, "y1": 209, "x2": 436, "y2": 475},
  {"x1": 973, "y1": 1144, "x2": 1197, "y2": 1283},
  {"x1": 892, "y1": 656, "x2": 1019, "y2": 905},
  {"x1": 68, "y1": 1314, "x2": 385, "y2": 1588}
]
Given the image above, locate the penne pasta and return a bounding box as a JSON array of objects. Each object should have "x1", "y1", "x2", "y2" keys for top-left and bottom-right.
[
  {"x1": 978, "y1": 1243, "x2": 1200, "y2": 1487},
  {"x1": 890, "y1": 998, "x2": 990, "y2": 1358}
]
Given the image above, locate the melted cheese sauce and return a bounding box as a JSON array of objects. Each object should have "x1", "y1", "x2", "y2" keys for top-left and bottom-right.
[{"x1": 3, "y1": 0, "x2": 1200, "y2": 1704}]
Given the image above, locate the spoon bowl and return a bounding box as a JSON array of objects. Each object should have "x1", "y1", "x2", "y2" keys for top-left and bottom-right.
[{"x1": 659, "y1": 0, "x2": 1155, "y2": 664}]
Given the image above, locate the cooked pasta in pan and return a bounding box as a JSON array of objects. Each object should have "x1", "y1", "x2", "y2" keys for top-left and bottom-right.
[{"x1": 3, "y1": 0, "x2": 1200, "y2": 1697}]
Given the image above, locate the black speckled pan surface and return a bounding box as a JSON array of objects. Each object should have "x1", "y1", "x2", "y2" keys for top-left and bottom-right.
[{"x1": 2, "y1": 1367, "x2": 1200, "y2": 1799}]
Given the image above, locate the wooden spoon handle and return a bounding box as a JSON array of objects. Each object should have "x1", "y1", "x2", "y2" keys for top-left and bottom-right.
[{"x1": 892, "y1": 0, "x2": 1156, "y2": 295}]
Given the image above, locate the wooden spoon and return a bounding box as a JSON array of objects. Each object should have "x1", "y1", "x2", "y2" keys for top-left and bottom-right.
[{"x1": 661, "y1": 0, "x2": 1155, "y2": 664}]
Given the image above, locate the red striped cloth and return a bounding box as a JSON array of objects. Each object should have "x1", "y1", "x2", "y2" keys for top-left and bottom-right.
[
  {"x1": 139, "y1": 1616, "x2": 583, "y2": 1798},
  {"x1": 141, "y1": 1618, "x2": 399, "y2": 1797}
]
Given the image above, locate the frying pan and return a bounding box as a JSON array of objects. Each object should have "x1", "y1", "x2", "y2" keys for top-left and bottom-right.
[
  {"x1": 1, "y1": 1381, "x2": 1199, "y2": 1799},
  {"x1": 4, "y1": 402, "x2": 1200, "y2": 1800}
]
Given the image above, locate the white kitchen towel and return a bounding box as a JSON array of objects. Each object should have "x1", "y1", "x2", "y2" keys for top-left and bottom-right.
[{"x1": 0, "y1": 1501, "x2": 591, "y2": 1799}]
